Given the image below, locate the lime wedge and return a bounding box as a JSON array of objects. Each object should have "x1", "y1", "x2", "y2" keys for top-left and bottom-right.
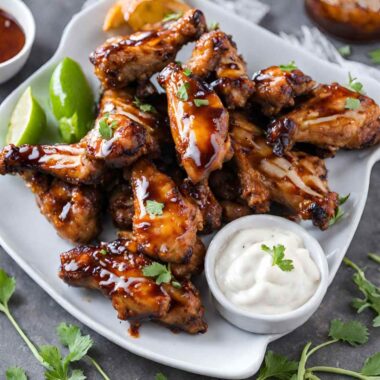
[
  {"x1": 49, "y1": 57, "x2": 95, "y2": 143},
  {"x1": 6, "y1": 87, "x2": 46, "y2": 146}
]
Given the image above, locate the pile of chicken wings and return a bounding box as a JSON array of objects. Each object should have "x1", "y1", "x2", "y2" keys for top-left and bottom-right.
[{"x1": 1, "y1": 9, "x2": 380, "y2": 334}]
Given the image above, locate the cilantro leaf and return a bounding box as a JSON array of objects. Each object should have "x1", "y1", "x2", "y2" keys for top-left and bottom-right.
[
  {"x1": 57, "y1": 323, "x2": 93, "y2": 363},
  {"x1": 339, "y1": 193, "x2": 350, "y2": 205},
  {"x1": 155, "y1": 373, "x2": 168, "y2": 380},
  {"x1": 209, "y1": 21, "x2": 220, "y2": 31},
  {"x1": 344, "y1": 257, "x2": 380, "y2": 327},
  {"x1": 145, "y1": 200, "x2": 164, "y2": 217},
  {"x1": 99, "y1": 249, "x2": 108, "y2": 256},
  {"x1": 183, "y1": 68, "x2": 192, "y2": 77},
  {"x1": 338, "y1": 45, "x2": 351, "y2": 58},
  {"x1": 279, "y1": 61, "x2": 298, "y2": 72},
  {"x1": 177, "y1": 83, "x2": 190, "y2": 101},
  {"x1": 133, "y1": 97, "x2": 156, "y2": 113},
  {"x1": 0, "y1": 268, "x2": 16, "y2": 309},
  {"x1": 361, "y1": 352, "x2": 380, "y2": 376},
  {"x1": 329, "y1": 194, "x2": 350, "y2": 227},
  {"x1": 261, "y1": 244, "x2": 294, "y2": 272},
  {"x1": 98, "y1": 117, "x2": 113, "y2": 140},
  {"x1": 346, "y1": 73, "x2": 364, "y2": 94},
  {"x1": 6, "y1": 367, "x2": 27, "y2": 380},
  {"x1": 194, "y1": 99, "x2": 209, "y2": 107},
  {"x1": 142, "y1": 262, "x2": 175, "y2": 286},
  {"x1": 257, "y1": 351, "x2": 298, "y2": 380},
  {"x1": 68, "y1": 369, "x2": 86, "y2": 380},
  {"x1": 39, "y1": 345, "x2": 66, "y2": 378},
  {"x1": 369, "y1": 49, "x2": 380, "y2": 65},
  {"x1": 345, "y1": 98, "x2": 361, "y2": 110},
  {"x1": 162, "y1": 12, "x2": 182, "y2": 22},
  {"x1": 328, "y1": 319, "x2": 368, "y2": 346}
]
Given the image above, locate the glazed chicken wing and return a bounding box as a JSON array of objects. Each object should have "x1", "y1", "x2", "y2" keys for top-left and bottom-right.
[
  {"x1": 158, "y1": 63, "x2": 232, "y2": 183},
  {"x1": 90, "y1": 9, "x2": 207, "y2": 89},
  {"x1": 22, "y1": 171, "x2": 102, "y2": 243},
  {"x1": 59, "y1": 240, "x2": 207, "y2": 334},
  {"x1": 0, "y1": 143, "x2": 105, "y2": 185},
  {"x1": 131, "y1": 159, "x2": 202, "y2": 264},
  {"x1": 251, "y1": 65, "x2": 315, "y2": 117},
  {"x1": 109, "y1": 182, "x2": 134, "y2": 229},
  {"x1": 186, "y1": 30, "x2": 255, "y2": 109},
  {"x1": 231, "y1": 112, "x2": 339, "y2": 230},
  {"x1": 84, "y1": 88, "x2": 160, "y2": 168},
  {"x1": 267, "y1": 83, "x2": 380, "y2": 156}
]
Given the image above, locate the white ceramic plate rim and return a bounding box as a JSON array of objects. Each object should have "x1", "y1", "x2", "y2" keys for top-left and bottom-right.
[{"x1": 1, "y1": 0, "x2": 380, "y2": 378}]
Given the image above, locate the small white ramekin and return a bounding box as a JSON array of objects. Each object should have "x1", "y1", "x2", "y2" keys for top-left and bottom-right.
[
  {"x1": 0, "y1": 0, "x2": 35, "y2": 84},
  {"x1": 205, "y1": 215, "x2": 329, "y2": 334}
]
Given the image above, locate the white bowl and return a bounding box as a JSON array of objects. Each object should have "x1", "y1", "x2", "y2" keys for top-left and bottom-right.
[
  {"x1": 205, "y1": 215, "x2": 330, "y2": 334},
  {"x1": 0, "y1": 0, "x2": 35, "y2": 84}
]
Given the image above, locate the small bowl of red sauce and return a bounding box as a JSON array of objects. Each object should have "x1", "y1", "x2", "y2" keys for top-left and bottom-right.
[{"x1": 0, "y1": 0, "x2": 35, "y2": 84}]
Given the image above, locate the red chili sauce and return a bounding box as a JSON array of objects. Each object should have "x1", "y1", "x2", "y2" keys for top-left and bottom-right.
[{"x1": 0, "y1": 9, "x2": 25, "y2": 63}]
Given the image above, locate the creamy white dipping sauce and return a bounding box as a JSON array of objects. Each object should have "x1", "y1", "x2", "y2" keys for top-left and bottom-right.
[{"x1": 215, "y1": 228, "x2": 320, "y2": 315}]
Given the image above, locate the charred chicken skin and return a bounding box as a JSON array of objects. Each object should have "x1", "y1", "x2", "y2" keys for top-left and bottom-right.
[
  {"x1": 267, "y1": 83, "x2": 380, "y2": 156},
  {"x1": 251, "y1": 65, "x2": 316, "y2": 117},
  {"x1": 59, "y1": 239, "x2": 207, "y2": 334},
  {"x1": 90, "y1": 9, "x2": 207, "y2": 89},
  {"x1": 22, "y1": 171, "x2": 102, "y2": 243},
  {"x1": 186, "y1": 30, "x2": 255, "y2": 109},
  {"x1": 131, "y1": 159, "x2": 202, "y2": 264},
  {"x1": 231, "y1": 112, "x2": 339, "y2": 230},
  {"x1": 158, "y1": 63, "x2": 232, "y2": 183}
]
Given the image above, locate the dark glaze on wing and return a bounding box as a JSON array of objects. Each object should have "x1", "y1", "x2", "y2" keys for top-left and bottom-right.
[
  {"x1": 109, "y1": 182, "x2": 134, "y2": 229},
  {"x1": 158, "y1": 63, "x2": 232, "y2": 183},
  {"x1": 131, "y1": 159, "x2": 202, "y2": 263},
  {"x1": 181, "y1": 178, "x2": 222, "y2": 233},
  {"x1": 251, "y1": 65, "x2": 315, "y2": 116},
  {"x1": 90, "y1": 9, "x2": 207, "y2": 89},
  {"x1": 0, "y1": 143, "x2": 105, "y2": 185},
  {"x1": 59, "y1": 239, "x2": 207, "y2": 334},
  {"x1": 267, "y1": 83, "x2": 380, "y2": 156},
  {"x1": 186, "y1": 30, "x2": 255, "y2": 109},
  {"x1": 22, "y1": 171, "x2": 102, "y2": 243},
  {"x1": 231, "y1": 112, "x2": 339, "y2": 230},
  {"x1": 84, "y1": 88, "x2": 160, "y2": 167}
]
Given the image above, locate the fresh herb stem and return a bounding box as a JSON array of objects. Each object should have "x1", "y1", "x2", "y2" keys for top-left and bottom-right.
[
  {"x1": 305, "y1": 339, "x2": 338, "y2": 358},
  {"x1": 87, "y1": 355, "x2": 111, "y2": 380},
  {"x1": 297, "y1": 341, "x2": 312, "y2": 380},
  {"x1": 308, "y1": 366, "x2": 374, "y2": 379},
  {"x1": 368, "y1": 253, "x2": 380, "y2": 265},
  {"x1": 344, "y1": 257, "x2": 363, "y2": 273},
  {"x1": 1, "y1": 306, "x2": 45, "y2": 366}
]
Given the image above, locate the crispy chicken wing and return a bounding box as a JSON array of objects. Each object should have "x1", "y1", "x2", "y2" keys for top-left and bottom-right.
[
  {"x1": 109, "y1": 182, "x2": 134, "y2": 229},
  {"x1": 158, "y1": 63, "x2": 232, "y2": 183},
  {"x1": 131, "y1": 159, "x2": 202, "y2": 264},
  {"x1": 186, "y1": 30, "x2": 255, "y2": 109},
  {"x1": 90, "y1": 9, "x2": 207, "y2": 89},
  {"x1": 267, "y1": 83, "x2": 380, "y2": 156},
  {"x1": 84, "y1": 88, "x2": 160, "y2": 167},
  {"x1": 231, "y1": 112, "x2": 339, "y2": 230},
  {"x1": 181, "y1": 178, "x2": 222, "y2": 233},
  {"x1": 251, "y1": 65, "x2": 315, "y2": 117},
  {"x1": 59, "y1": 239, "x2": 207, "y2": 334},
  {"x1": 22, "y1": 171, "x2": 102, "y2": 243}
]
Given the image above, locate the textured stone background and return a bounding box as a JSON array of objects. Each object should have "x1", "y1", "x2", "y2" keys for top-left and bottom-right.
[{"x1": 0, "y1": 0, "x2": 379, "y2": 379}]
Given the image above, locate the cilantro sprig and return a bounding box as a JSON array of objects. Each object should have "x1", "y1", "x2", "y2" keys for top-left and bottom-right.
[
  {"x1": 133, "y1": 97, "x2": 156, "y2": 113},
  {"x1": 194, "y1": 99, "x2": 209, "y2": 107},
  {"x1": 261, "y1": 244, "x2": 294, "y2": 272},
  {"x1": 279, "y1": 60, "x2": 298, "y2": 72},
  {"x1": 145, "y1": 200, "x2": 164, "y2": 217},
  {"x1": 0, "y1": 269, "x2": 110, "y2": 380},
  {"x1": 257, "y1": 319, "x2": 379, "y2": 380},
  {"x1": 209, "y1": 21, "x2": 220, "y2": 31},
  {"x1": 346, "y1": 73, "x2": 365, "y2": 94},
  {"x1": 177, "y1": 82, "x2": 190, "y2": 101},
  {"x1": 143, "y1": 262, "x2": 181, "y2": 288},
  {"x1": 344, "y1": 257, "x2": 380, "y2": 327},
  {"x1": 338, "y1": 45, "x2": 351, "y2": 58},
  {"x1": 98, "y1": 113, "x2": 118, "y2": 140},
  {"x1": 369, "y1": 49, "x2": 380, "y2": 65},
  {"x1": 346, "y1": 97, "x2": 361, "y2": 110},
  {"x1": 162, "y1": 12, "x2": 182, "y2": 22},
  {"x1": 329, "y1": 193, "x2": 350, "y2": 226}
]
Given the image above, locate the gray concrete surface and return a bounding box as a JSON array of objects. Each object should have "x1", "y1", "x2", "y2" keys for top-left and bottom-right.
[{"x1": 0, "y1": 0, "x2": 379, "y2": 379}]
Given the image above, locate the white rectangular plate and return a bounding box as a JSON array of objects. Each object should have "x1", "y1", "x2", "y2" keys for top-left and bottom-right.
[{"x1": 0, "y1": 1, "x2": 379, "y2": 378}]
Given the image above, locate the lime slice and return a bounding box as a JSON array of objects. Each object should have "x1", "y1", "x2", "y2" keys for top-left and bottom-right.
[
  {"x1": 49, "y1": 57, "x2": 95, "y2": 143},
  {"x1": 6, "y1": 87, "x2": 46, "y2": 146}
]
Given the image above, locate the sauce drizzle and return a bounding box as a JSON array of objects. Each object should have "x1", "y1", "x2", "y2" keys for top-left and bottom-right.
[{"x1": 0, "y1": 9, "x2": 25, "y2": 63}]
